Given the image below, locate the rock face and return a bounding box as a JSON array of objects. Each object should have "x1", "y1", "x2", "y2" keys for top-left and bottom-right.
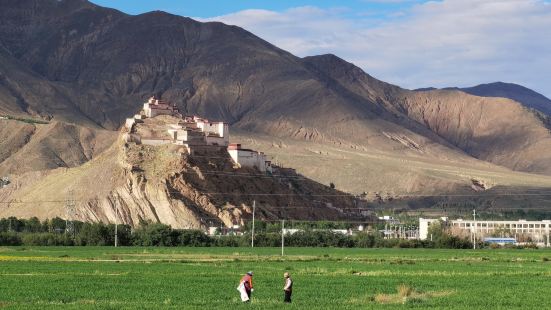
[{"x1": 0, "y1": 125, "x2": 361, "y2": 228}]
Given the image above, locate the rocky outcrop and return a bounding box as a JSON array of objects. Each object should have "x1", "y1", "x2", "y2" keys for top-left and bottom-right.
[{"x1": 0, "y1": 130, "x2": 361, "y2": 228}]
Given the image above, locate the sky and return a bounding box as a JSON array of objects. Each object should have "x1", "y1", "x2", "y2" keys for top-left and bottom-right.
[{"x1": 91, "y1": 0, "x2": 551, "y2": 98}]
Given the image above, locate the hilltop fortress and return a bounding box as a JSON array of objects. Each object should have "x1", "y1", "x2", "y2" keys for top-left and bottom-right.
[{"x1": 124, "y1": 96, "x2": 272, "y2": 173}]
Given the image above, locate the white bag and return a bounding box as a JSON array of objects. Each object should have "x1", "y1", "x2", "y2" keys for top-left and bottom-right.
[{"x1": 237, "y1": 282, "x2": 249, "y2": 302}]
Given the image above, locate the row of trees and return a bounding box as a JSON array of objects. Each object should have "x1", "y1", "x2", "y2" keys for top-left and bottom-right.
[{"x1": 0, "y1": 216, "x2": 475, "y2": 248}]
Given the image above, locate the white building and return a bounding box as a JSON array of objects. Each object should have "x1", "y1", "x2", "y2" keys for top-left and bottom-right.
[
  {"x1": 142, "y1": 96, "x2": 180, "y2": 118},
  {"x1": 419, "y1": 217, "x2": 551, "y2": 245},
  {"x1": 124, "y1": 97, "x2": 276, "y2": 173},
  {"x1": 193, "y1": 117, "x2": 229, "y2": 146},
  {"x1": 125, "y1": 118, "x2": 135, "y2": 130},
  {"x1": 378, "y1": 215, "x2": 400, "y2": 225},
  {"x1": 419, "y1": 218, "x2": 440, "y2": 240},
  {"x1": 227, "y1": 143, "x2": 272, "y2": 173},
  {"x1": 167, "y1": 124, "x2": 206, "y2": 145}
]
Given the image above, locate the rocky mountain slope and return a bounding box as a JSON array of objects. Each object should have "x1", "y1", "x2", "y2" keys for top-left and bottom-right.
[
  {"x1": 1, "y1": 0, "x2": 550, "y2": 175},
  {"x1": 304, "y1": 55, "x2": 551, "y2": 174},
  {"x1": 0, "y1": 118, "x2": 116, "y2": 175},
  {"x1": 461, "y1": 82, "x2": 551, "y2": 116},
  {"x1": 0, "y1": 125, "x2": 360, "y2": 228},
  {"x1": 1, "y1": 0, "x2": 551, "y2": 219}
]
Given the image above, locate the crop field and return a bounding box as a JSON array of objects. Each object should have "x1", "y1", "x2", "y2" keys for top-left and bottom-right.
[{"x1": 1, "y1": 247, "x2": 551, "y2": 309}]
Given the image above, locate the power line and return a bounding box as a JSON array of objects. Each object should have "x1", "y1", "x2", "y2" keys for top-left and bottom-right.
[
  {"x1": 4, "y1": 191, "x2": 551, "y2": 204},
  {"x1": 190, "y1": 216, "x2": 378, "y2": 224}
]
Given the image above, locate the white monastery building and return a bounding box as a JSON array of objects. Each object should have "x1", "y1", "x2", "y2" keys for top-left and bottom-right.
[
  {"x1": 228, "y1": 144, "x2": 272, "y2": 173},
  {"x1": 124, "y1": 96, "x2": 271, "y2": 173},
  {"x1": 143, "y1": 97, "x2": 181, "y2": 118}
]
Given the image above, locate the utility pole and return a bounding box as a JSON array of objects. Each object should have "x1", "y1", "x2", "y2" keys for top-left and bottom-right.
[
  {"x1": 114, "y1": 204, "x2": 119, "y2": 247},
  {"x1": 472, "y1": 209, "x2": 477, "y2": 250},
  {"x1": 65, "y1": 190, "x2": 75, "y2": 238},
  {"x1": 251, "y1": 200, "x2": 255, "y2": 248},
  {"x1": 281, "y1": 219, "x2": 285, "y2": 256}
]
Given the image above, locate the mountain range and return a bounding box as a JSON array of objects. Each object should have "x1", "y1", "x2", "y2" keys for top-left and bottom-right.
[
  {"x1": 417, "y1": 83, "x2": 551, "y2": 116},
  {"x1": 1, "y1": 0, "x2": 551, "y2": 219}
]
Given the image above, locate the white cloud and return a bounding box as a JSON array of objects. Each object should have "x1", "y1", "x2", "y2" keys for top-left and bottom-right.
[{"x1": 202, "y1": 0, "x2": 551, "y2": 98}]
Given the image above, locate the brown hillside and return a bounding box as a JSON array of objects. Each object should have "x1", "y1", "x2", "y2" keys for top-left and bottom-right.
[
  {"x1": 303, "y1": 54, "x2": 551, "y2": 175},
  {"x1": 396, "y1": 90, "x2": 551, "y2": 174},
  {"x1": 461, "y1": 82, "x2": 551, "y2": 116},
  {"x1": 0, "y1": 119, "x2": 116, "y2": 175},
  {"x1": 1, "y1": 0, "x2": 551, "y2": 217},
  {"x1": 0, "y1": 125, "x2": 363, "y2": 228}
]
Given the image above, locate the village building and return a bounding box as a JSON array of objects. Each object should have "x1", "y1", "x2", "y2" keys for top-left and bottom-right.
[
  {"x1": 142, "y1": 97, "x2": 180, "y2": 118},
  {"x1": 228, "y1": 143, "x2": 272, "y2": 173},
  {"x1": 124, "y1": 96, "x2": 272, "y2": 173},
  {"x1": 419, "y1": 217, "x2": 551, "y2": 246}
]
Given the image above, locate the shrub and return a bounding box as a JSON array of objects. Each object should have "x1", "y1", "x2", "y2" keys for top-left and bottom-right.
[
  {"x1": 0, "y1": 232, "x2": 22, "y2": 246},
  {"x1": 174, "y1": 230, "x2": 212, "y2": 246},
  {"x1": 21, "y1": 233, "x2": 73, "y2": 246},
  {"x1": 354, "y1": 233, "x2": 376, "y2": 248},
  {"x1": 132, "y1": 223, "x2": 174, "y2": 246}
]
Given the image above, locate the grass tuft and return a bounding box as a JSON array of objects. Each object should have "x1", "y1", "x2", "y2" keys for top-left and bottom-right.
[
  {"x1": 372, "y1": 284, "x2": 454, "y2": 305},
  {"x1": 397, "y1": 284, "x2": 414, "y2": 297}
]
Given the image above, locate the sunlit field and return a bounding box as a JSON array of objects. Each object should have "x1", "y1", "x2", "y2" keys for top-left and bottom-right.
[{"x1": 1, "y1": 247, "x2": 551, "y2": 309}]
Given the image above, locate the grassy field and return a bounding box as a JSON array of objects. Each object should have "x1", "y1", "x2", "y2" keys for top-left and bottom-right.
[{"x1": 1, "y1": 247, "x2": 551, "y2": 309}]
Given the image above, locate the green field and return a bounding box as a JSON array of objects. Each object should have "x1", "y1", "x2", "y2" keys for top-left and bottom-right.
[{"x1": 1, "y1": 247, "x2": 550, "y2": 309}]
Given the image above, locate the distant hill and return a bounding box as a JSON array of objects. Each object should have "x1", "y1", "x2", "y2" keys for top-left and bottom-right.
[
  {"x1": 302, "y1": 54, "x2": 551, "y2": 175},
  {"x1": 415, "y1": 83, "x2": 551, "y2": 116},
  {"x1": 460, "y1": 82, "x2": 551, "y2": 116}
]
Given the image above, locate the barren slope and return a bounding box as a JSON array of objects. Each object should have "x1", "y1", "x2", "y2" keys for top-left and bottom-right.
[
  {"x1": 0, "y1": 128, "x2": 362, "y2": 227},
  {"x1": 397, "y1": 90, "x2": 551, "y2": 174},
  {"x1": 461, "y1": 82, "x2": 551, "y2": 116},
  {"x1": 1, "y1": 0, "x2": 551, "y2": 217},
  {"x1": 304, "y1": 54, "x2": 551, "y2": 175},
  {"x1": 0, "y1": 119, "x2": 117, "y2": 175},
  {"x1": 0, "y1": 0, "x2": 476, "y2": 169},
  {"x1": 232, "y1": 131, "x2": 551, "y2": 215}
]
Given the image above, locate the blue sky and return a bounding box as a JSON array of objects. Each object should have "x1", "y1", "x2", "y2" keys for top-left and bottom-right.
[
  {"x1": 90, "y1": 0, "x2": 427, "y2": 19},
  {"x1": 90, "y1": 1, "x2": 551, "y2": 98}
]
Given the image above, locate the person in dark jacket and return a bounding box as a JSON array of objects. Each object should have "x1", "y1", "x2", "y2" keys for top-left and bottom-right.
[{"x1": 283, "y1": 272, "x2": 293, "y2": 303}]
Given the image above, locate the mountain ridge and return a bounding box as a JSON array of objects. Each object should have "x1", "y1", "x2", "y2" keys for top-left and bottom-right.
[
  {"x1": 1, "y1": 0, "x2": 551, "y2": 219},
  {"x1": 415, "y1": 82, "x2": 551, "y2": 116}
]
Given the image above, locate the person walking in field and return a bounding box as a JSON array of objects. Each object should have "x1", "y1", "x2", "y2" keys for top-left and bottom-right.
[
  {"x1": 283, "y1": 272, "x2": 293, "y2": 303},
  {"x1": 237, "y1": 271, "x2": 254, "y2": 302}
]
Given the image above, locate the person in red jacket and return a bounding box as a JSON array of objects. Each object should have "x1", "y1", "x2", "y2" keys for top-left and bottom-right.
[{"x1": 239, "y1": 271, "x2": 254, "y2": 302}]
